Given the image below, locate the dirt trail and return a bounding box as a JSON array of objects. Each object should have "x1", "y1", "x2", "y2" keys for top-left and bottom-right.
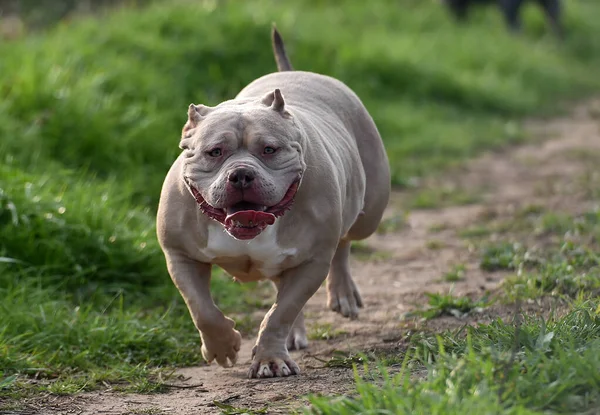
[{"x1": 33, "y1": 99, "x2": 600, "y2": 414}]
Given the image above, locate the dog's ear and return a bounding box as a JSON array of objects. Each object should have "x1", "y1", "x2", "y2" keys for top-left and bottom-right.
[
  {"x1": 181, "y1": 104, "x2": 212, "y2": 147},
  {"x1": 261, "y1": 89, "x2": 290, "y2": 117}
]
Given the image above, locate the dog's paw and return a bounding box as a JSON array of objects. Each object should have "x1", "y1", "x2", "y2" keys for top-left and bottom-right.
[
  {"x1": 327, "y1": 276, "x2": 363, "y2": 320},
  {"x1": 200, "y1": 326, "x2": 241, "y2": 368},
  {"x1": 248, "y1": 353, "x2": 300, "y2": 379},
  {"x1": 287, "y1": 326, "x2": 308, "y2": 351}
]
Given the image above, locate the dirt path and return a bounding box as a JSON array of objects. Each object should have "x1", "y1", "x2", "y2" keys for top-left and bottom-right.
[{"x1": 33, "y1": 99, "x2": 600, "y2": 414}]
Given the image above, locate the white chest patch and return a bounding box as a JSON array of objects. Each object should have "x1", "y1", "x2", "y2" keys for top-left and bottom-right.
[{"x1": 200, "y1": 221, "x2": 297, "y2": 280}]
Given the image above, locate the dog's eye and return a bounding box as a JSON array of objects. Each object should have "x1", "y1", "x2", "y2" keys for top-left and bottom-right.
[
  {"x1": 263, "y1": 146, "x2": 277, "y2": 155},
  {"x1": 208, "y1": 148, "x2": 222, "y2": 157}
]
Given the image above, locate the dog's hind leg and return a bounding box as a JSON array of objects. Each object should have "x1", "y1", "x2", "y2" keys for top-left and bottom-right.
[
  {"x1": 538, "y1": 0, "x2": 563, "y2": 38},
  {"x1": 500, "y1": 0, "x2": 525, "y2": 33},
  {"x1": 326, "y1": 239, "x2": 363, "y2": 320},
  {"x1": 444, "y1": 0, "x2": 471, "y2": 21}
]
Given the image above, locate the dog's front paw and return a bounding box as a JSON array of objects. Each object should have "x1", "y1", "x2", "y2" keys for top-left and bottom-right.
[
  {"x1": 248, "y1": 348, "x2": 300, "y2": 378},
  {"x1": 200, "y1": 324, "x2": 241, "y2": 368}
]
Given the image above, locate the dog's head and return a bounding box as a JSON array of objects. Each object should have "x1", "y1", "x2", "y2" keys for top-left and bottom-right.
[{"x1": 180, "y1": 89, "x2": 305, "y2": 240}]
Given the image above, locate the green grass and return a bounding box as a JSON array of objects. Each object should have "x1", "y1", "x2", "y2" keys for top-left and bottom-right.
[
  {"x1": 409, "y1": 185, "x2": 481, "y2": 209},
  {"x1": 480, "y1": 242, "x2": 524, "y2": 271},
  {"x1": 0, "y1": 163, "x2": 257, "y2": 398},
  {"x1": 470, "y1": 208, "x2": 600, "y2": 300},
  {"x1": 458, "y1": 225, "x2": 493, "y2": 238},
  {"x1": 502, "y1": 209, "x2": 600, "y2": 300},
  {"x1": 443, "y1": 264, "x2": 467, "y2": 282},
  {"x1": 309, "y1": 302, "x2": 600, "y2": 414},
  {"x1": 2, "y1": 0, "x2": 600, "y2": 405},
  {"x1": 411, "y1": 292, "x2": 490, "y2": 319},
  {"x1": 308, "y1": 323, "x2": 348, "y2": 341}
]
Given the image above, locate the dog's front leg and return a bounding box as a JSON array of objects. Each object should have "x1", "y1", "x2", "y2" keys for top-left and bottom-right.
[
  {"x1": 165, "y1": 251, "x2": 241, "y2": 367},
  {"x1": 248, "y1": 259, "x2": 330, "y2": 378}
]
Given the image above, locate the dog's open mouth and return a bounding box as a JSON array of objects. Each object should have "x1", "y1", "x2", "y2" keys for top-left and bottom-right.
[{"x1": 184, "y1": 177, "x2": 300, "y2": 240}]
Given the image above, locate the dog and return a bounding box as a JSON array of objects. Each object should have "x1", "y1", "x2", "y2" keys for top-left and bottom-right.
[
  {"x1": 156, "y1": 26, "x2": 391, "y2": 379},
  {"x1": 443, "y1": 0, "x2": 563, "y2": 37}
]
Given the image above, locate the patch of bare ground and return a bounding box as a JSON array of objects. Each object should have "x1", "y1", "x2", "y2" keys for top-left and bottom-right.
[{"x1": 24, "y1": 99, "x2": 600, "y2": 414}]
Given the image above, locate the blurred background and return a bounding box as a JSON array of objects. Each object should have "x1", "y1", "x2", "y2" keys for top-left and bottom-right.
[
  {"x1": 0, "y1": 0, "x2": 151, "y2": 31},
  {"x1": 1, "y1": 0, "x2": 600, "y2": 391}
]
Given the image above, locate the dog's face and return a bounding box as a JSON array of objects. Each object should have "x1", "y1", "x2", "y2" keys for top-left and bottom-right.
[{"x1": 180, "y1": 89, "x2": 305, "y2": 240}]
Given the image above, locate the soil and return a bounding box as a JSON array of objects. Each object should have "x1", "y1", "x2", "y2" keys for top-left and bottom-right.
[{"x1": 14, "y1": 98, "x2": 600, "y2": 415}]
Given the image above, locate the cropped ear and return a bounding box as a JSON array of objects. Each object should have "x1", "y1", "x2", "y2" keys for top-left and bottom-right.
[
  {"x1": 181, "y1": 104, "x2": 212, "y2": 139},
  {"x1": 261, "y1": 88, "x2": 290, "y2": 117}
]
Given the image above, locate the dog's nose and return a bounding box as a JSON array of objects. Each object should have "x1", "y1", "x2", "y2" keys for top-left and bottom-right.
[{"x1": 228, "y1": 168, "x2": 255, "y2": 189}]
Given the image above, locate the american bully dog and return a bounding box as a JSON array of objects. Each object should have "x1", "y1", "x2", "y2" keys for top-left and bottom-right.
[
  {"x1": 156, "y1": 26, "x2": 390, "y2": 379},
  {"x1": 443, "y1": 0, "x2": 563, "y2": 37}
]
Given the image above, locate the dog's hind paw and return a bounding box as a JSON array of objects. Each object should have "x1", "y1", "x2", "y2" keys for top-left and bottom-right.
[
  {"x1": 327, "y1": 276, "x2": 363, "y2": 320},
  {"x1": 286, "y1": 326, "x2": 308, "y2": 351}
]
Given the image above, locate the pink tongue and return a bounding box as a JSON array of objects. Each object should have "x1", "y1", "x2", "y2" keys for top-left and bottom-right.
[{"x1": 225, "y1": 210, "x2": 276, "y2": 227}]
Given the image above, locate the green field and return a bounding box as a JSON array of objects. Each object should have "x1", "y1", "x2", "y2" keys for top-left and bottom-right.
[{"x1": 1, "y1": 0, "x2": 600, "y2": 412}]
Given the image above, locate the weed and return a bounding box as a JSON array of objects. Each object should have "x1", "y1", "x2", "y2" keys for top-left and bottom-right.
[
  {"x1": 411, "y1": 292, "x2": 490, "y2": 319},
  {"x1": 308, "y1": 323, "x2": 348, "y2": 341},
  {"x1": 480, "y1": 242, "x2": 523, "y2": 271},
  {"x1": 458, "y1": 225, "x2": 492, "y2": 238},
  {"x1": 324, "y1": 352, "x2": 367, "y2": 369},
  {"x1": 492, "y1": 209, "x2": 600, "y2": 300},
  {"x1": 443, "y1": 264, "x2": 466, "y2": 282},
  {"x1": 537, "y1": 212, "x2": 573, "y2": 235},
  {"x1": 425, "y1": 239, "x2": 445, "y2": 250},
  {"x1": 507, "y1": 264, "x2": 600, "y2": 299}
]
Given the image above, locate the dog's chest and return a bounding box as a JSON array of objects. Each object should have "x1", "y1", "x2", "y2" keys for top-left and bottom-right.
[{"x1": 200, "y1": 222, "x2": 297, "y2": 282}]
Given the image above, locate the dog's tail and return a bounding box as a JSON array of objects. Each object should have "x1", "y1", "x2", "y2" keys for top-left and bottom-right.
[{"x1": 271, "y1": 24, "x2": 293, "y2": 72}]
